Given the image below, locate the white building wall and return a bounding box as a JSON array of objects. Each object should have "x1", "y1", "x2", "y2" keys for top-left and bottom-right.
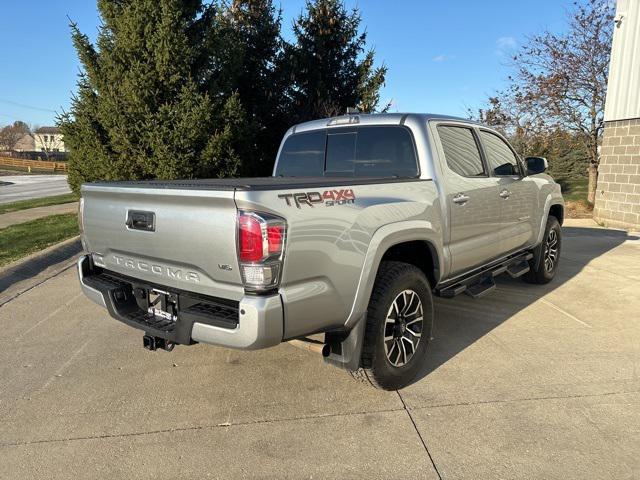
[
  {"x1": 34, "y1": 133, "x2": 66, "y2": 152},
  {"x1": 605, "y1": 0, "x2": 640, "y2": 122}
]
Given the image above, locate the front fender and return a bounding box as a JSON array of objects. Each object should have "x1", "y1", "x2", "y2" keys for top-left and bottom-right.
[
  {"x1": 536, "y1": 190, "x2": 564, "y2": 246},
  {"x1": 344, "y1": 220, "x2": 444, "y2": 328}
]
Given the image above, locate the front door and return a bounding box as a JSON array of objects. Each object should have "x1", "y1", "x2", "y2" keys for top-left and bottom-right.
[{"x1": 478, "y1": 130, "x2": 537, "y2": 254}]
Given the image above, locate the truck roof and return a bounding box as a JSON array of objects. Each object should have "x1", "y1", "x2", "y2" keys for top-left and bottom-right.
[{"x1": 290, "y1": 112, "x2": 479, "y2": 134}]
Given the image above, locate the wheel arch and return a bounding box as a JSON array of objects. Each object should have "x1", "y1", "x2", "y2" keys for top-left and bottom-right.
[
  {"x1": 344, "y1": 221, "x2": 444, "y2": 329},
  {"x1": 536, "y1": 193, "x2": 565, "y2": 246},
  {"x1": 549, "y1": 203, "x2": 564, "y2": 225},
  {"x1": 379, "y1": 240, "x2": 439, "y2": 288}
]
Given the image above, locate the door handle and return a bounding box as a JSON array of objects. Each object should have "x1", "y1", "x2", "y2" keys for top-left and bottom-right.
[
  {"x1": 126, "y1": 210, "x2": 155, "y2": 231},
  {"x1": 453, "y1": 194, "x2": 470, "y2": 205},
  {"x1": 499, "y1": 189, "x2": 511, "y2": 199}
]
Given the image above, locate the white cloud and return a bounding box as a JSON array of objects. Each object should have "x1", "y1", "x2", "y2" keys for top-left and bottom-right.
[
  {"x1": 432, "y1": 54, "x2": 455, "y2": 62},
  {"x1": 495, "y1": 36, "x2": 517, "y2": 56}
]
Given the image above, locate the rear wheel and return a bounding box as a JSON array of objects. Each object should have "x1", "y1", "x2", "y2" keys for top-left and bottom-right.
[
  {"x1": 350, "y1": 261, "x2": 433, "y2": 390},
  {"x1": 523, "y1": 215, "x2": 561, "y2": 284}
]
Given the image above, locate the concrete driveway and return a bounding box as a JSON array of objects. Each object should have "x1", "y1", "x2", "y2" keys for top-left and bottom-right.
[
  {"x1": 1, "y1": 220, "x2": 639, "y2": 479},
  {"x1": 0, "y1": 175, "x2": 71, "y2": 204}
]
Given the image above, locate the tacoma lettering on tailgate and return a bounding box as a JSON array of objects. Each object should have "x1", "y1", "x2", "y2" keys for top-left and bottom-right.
[{"x1": 113, "y1": 255, "x2": 200, "y2": 282}]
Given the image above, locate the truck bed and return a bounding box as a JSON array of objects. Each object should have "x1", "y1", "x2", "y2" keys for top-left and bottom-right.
[{"x1": 86, "y1": 176, "x2": 422, "y2": 191}]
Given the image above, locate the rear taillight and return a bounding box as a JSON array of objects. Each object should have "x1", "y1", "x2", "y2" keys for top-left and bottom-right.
[
  {"x1": 237, "y1": 211, "x2": 286, "y2": 292},
  {"x1": 238, "y1": 214, "x2": 264, "y2": 262}
]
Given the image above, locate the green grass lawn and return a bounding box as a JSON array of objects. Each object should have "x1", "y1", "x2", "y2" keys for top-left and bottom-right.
[
  {"x1": 0, "y1": 193, "x2": 78, "y2": 215},
  {"x1": 0, "y1": 213, "x2": 79, "y2": 266},
  {"x1": 556, "y1": 177, "x2": 589, "y2": 203}
]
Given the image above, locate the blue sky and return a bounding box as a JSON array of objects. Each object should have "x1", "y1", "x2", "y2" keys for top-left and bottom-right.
[{"x1": 0, "y1": 0, "x2": 573, "y2": 127}]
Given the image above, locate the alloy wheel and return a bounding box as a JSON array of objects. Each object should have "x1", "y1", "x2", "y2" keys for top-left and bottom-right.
[
  {"x1": 383, "y1": 290, "x2": 423, "y2": 367},
  {"x1": 544, "y1": 228, "x2": 559, "y2": 272}
]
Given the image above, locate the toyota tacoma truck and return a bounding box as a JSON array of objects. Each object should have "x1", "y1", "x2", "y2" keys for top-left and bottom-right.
[{"x1": 77, "y1": 113, "x2": 564, "y2": 390}]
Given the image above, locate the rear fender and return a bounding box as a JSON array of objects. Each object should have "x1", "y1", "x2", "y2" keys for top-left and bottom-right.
[{"x1": 344, "y1": 220, "x2": 444, "y2": 329}]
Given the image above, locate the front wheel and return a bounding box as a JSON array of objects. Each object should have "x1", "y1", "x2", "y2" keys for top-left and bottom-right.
[
  {"x1": 350, "y1": 261, "x2": 433, "y2": 390},
  {"x1": 523, "y1": 215, "x2": 561, "y2": 284}
]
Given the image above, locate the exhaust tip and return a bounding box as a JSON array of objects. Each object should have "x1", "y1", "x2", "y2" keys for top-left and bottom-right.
[
  {"x1": 288, "y1": 338, "x2": 331, "y2": 357},
  {"x1": 143, "y1": 334, "x2": 156, "y2": 351}
]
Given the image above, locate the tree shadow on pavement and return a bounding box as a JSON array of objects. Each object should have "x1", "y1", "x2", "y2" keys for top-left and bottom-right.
[{"x1": 408, "y1": 225, "x2": 640, "y2": 387}]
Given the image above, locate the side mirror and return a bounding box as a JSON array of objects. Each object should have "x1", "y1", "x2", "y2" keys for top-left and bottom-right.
[{"x1": 526, "y1": 156, "x2": 548, "y2": 175}]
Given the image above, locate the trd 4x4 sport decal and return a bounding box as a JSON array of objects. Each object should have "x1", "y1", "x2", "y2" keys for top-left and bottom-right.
[{"x1": 278, "y1": 189, "x2": 356, "y2": 208}]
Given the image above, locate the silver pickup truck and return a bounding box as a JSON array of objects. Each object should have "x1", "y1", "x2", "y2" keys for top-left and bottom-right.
[{"x1": 78, "y1": 113, "x2": 563, "y2": 390}]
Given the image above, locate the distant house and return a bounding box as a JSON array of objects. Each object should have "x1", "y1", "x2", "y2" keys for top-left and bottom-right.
[
  {"x1": 13, "y1": 133, "x2": 35, "y2": 152},
  {"x1": 34, "y1": 126, "x2": 67, "y2": 154}
]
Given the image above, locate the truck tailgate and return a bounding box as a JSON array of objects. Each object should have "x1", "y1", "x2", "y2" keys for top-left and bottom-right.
[{"x1": 81, "y1": 184, "x2": 243, "y2": 300}]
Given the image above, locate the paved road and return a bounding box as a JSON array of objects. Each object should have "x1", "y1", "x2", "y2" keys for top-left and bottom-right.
[
  {"x1": 0, "y1": 175, "x2": 71, "y2": 204},
  {"x1": 1, "y1": 220, "x2": 639, "y2": 479}
]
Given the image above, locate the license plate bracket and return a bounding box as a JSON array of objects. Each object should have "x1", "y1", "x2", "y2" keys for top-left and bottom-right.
[{"x1": 147, "y1": 288, "x2": 178, "y2": 322}]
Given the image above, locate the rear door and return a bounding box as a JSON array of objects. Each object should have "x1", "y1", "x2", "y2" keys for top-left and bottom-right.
[
  {"x1": 434, "y1": 124, "x2": 503, "y2": 275},
  {"x1": 478, "y1": 130, "x2": 538, "y2": 253}
]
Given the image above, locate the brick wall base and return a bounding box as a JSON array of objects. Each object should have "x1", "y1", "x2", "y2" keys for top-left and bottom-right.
[{"x1": 593, "y1": 118, "x2": 640, "y2": 230}]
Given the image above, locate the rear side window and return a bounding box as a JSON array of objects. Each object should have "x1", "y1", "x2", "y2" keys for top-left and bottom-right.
[
  {"x1": 275, "y1": 126, "x2": 418, "y2": 178},
  {"x1": 275, "y1": 130, "x2": 326, "y2": 176},
  {"x1": 437, "y1": 126, "x2": 485, "y2": 177},
  {"x1": 479, "y1": 131, "x2": 521, "y2": 176}
]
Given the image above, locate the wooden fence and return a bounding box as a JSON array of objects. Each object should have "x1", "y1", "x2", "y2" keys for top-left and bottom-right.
[{"x1": 0, "y1": 156, "x2": 68, "y2": 173}]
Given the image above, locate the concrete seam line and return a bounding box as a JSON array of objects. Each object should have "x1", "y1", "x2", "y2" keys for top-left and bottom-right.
[
  {"x1": 405, "y1": 389, "x2": 640, "y2": 411},
  {"x1": 0, "y1": 406, "x2": 407, "y2": 448},
  {"x1": 396, "y1": 390, "x2": 443, "y2": 480}
]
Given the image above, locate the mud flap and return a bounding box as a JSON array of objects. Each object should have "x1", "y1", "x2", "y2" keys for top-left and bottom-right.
[{"x1": 323, "y1": 314, "x2": 367, "y2": 371}]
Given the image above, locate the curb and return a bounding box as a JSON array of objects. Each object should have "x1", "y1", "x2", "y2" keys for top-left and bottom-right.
[{"x1": 0, "y1": 236, "x2": 83, "y2": 306}]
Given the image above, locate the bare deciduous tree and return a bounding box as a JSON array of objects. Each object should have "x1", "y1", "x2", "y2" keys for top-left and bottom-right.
[
  {"x1": 0, "y1": 121, "x2": 31, "y2": 152},
  {"x1": 511, "y1": 0, "x2": 614, "y2": 203}
]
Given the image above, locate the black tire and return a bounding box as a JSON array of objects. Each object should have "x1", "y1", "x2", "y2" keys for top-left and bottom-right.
[
  {"x1": 523, "y1": 215, "x2": 561, "y2": 284},
  {"x1": 350, "y1": 261, "x2": 433, "y2": 390}
]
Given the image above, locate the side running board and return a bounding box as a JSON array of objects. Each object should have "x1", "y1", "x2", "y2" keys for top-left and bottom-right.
[
  {"x1": 437, "y1": 252, "x2": 533, "y2": 299},
  {"x1": 465, "y1": 276, "x2": 496, "y2": 299},
  {"x1": 506, "y1": 260, "x2": 531, "y2": 278}
]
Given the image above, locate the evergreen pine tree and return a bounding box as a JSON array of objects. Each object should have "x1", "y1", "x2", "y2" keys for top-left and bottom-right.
[
  {"x1": 60, "y1": 0, "x2": 390, "y2": 188},
  {"x1": 59, "y1": 0, "x2": 246, "y2": 193},
  {"x1": 285, "y1": 0, "x2": 388, "y2": 122},
  {"x1": 213, "y1": 0, "x2": 289, "y2": 176}
]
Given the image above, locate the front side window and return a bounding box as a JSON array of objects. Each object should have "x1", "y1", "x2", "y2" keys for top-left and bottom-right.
[
  {"x1": 437, "y1": 125, "x2": 485, "y2": 177},
  {"x1": 480, "y1": 131, "x2": 521, "y2": 176}
]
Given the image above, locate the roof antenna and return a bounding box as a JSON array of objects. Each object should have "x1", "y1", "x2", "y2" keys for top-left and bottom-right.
[{"x1": 346, "y1": 107, "x2": 360, "y2": 115}]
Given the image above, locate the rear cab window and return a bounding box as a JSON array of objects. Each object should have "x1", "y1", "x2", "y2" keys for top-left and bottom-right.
[
  {"x1": 275, "y1": 126, "x2": 419, "y2": 178},
  {"x1": 275, "y1": 130, "x2": 326, "y2": 177}
]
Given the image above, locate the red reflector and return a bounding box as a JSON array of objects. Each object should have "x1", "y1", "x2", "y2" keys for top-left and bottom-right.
[
  {"x1": 239, "y1": 215, "x2": 263, "y2": 262},
  {"x1": 267, "y1": 225, "x2": 283, "y2": 254}
]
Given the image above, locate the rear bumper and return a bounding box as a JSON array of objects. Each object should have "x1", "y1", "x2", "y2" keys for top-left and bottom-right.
[{"x1": 77, "y1": 255, "x2": 283, "y2": 350}]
